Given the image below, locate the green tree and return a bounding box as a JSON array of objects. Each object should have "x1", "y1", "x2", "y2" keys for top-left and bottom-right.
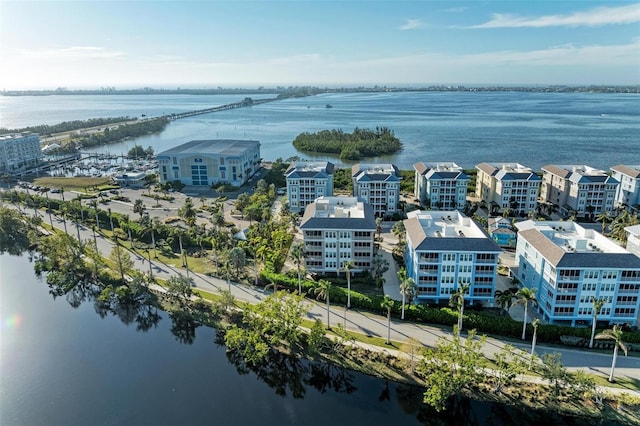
[
  {"x1": 109, "y1": 244, "x2": 134, "y2": 284},
  {"x1": 392, "y1": 220, "x2": 406, "y2": 244},
  {"x1": 381, "y1": 295, "x2": 395, "y2": 345},
  {"x1": 397, "y1": 267, "x2": 416, "y2": 320},
  {"x1": 228, "y1": 246, "x2": 247, "y2": 277},
  {"x1": 596, "y1": 325, "x2": 628, "y2": 383},
  {"x1": 290, "y1": 241, "x2": 305, "y2": 295},
  {"x1": 371, "y1": 253, "x2": 389, "y2": 289},
  {"x1": 514, "y1": 287, "x2": 537, "y2": 340},
  {"x1": 342, "y1": 259, "x2": 355, "y2": 308},
  {"x1": 133, "y1": 198, "x2": 145, "y2": 218},
  {"x1": 0, "y1": 207, "x2": 31, "y2": 255},
  {"x1": 596, "y1": 211, "x2": 611, "y2": 234},
  {"x1": 375, "y1": 217, "x2": 383, "y2": 240},
  {"x1": 540, "y1": 353, "x2": 569, "y2": 399},
  {"x1": 449, "y1": 280, "x2": 470, "y2": 333},
  {"x1": 494, "y1": 287, "x2": 518, "y2": 316},
  {"x1": 493, "y1": 344, "x2": 527, "y2": 394},
  {"x1": 399, "y1": 337, "x2": 423, "y2": 374},
  {"x1": 314, "y1": 279, "x2": 333, "y2": 329},
  {"x1": 308, "y1": 318, "x2": 327, "y2": 354},
  {"x1": 419, "y1": 328, "x2": 487, "y2": 412},
  {"x1": 166, "y1": 274, "x2": 193, "y2": 304},
  {"x1": 178, "y1": 197, "x2": 197, "y2": 227},
  {"x1": 589, "y1": 297, "x2": 606, "y2": 349}
]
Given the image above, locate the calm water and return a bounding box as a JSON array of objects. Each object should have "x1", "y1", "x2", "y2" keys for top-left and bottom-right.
[
  {"x1": 0, "y1": 253, "x2": 614, "y2": 425},
  {"x1": 1, "y1": 92, "x2": 638, "y2": 170}
]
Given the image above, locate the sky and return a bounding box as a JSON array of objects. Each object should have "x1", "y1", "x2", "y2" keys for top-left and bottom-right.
[{"x1": 0, "y1": 0, "x2": 639, "y2": 89}]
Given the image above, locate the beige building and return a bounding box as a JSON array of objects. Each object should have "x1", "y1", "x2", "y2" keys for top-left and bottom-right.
[
  {"x1": 352, "y1": 163, "x2": 401, "y2": 217},
  {"x1": 475, "y1": 162, "x2": 540, "y2": 215},
  {"x1": 157, "y1": 140, "x2": 260, "y2": 187},
  {"x1": 540, "y1": 165, "x2": 618, "y2": 218}
]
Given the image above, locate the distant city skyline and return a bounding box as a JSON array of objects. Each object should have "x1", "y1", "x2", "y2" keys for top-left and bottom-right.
[{"x1": 1, "y1": 1, "x2": 639, "y2": 90}]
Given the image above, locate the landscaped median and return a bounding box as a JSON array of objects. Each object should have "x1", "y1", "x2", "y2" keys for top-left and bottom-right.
[{"x1": 259, "y1": 268, "x2": 640, "y2": 349}]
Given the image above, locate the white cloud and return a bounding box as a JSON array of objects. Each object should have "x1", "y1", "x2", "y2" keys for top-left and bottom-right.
[
  {"x1": 472, "y1": 3, "x2": 640, "y2": 28},
  {"x1": 399, "y1": 19, "x2": 424, "y2": 30},
  {"x1": 17, "y1": 46, "x2": 127, "y2": 59}
]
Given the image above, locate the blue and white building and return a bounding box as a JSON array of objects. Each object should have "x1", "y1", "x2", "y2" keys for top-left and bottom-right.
[
  {"x1": 157, "y1": 140, "x2": 260, "y2": 187},
  {"x1": 285, "y1": 161, "x2": 334, "y2": 213},
  {"x1": 352, "y1": 163, "x2": 401, "y2": 217},
  {"x1": 516, "y1": 220, "x2": 640, "y2": 326},
  {"x1": 404, "y1": 210, "x2": 502, "y2": 305},
  {"x1": 611, "y1": 165, "x2": 640, "y2": 211},
  {"x1": 0, "y1": 133, "x2": 42, "y2": 175},
  {"x1": 300, "y1": 196, "x2": 376, "y2": 273},
  {"x1": 413, "y1": 162, "x2": 469, "y2": 210}
]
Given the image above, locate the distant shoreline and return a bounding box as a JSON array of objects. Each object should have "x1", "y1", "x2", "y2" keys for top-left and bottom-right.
[{"x1": 2, "y1": 84, "x2": 639, "y2": 97}]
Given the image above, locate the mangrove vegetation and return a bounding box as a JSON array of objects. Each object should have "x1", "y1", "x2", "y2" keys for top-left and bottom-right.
[{"x1": 292, "y1": 127, "x2": 402, "y2": 160}]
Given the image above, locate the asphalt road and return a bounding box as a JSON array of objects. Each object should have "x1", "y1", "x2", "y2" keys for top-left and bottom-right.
[{"x1": 6, "y1": 202, "x2": 640, "y2": 388}]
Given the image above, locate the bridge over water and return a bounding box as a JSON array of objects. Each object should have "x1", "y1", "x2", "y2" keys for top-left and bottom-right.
[{"x1": 165, "y1": 97, "x2": 278, "y2": 120}]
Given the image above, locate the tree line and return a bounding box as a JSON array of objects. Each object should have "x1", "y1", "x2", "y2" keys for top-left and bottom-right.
[
  {"x1": 71, "y1": 117, "x2": 169, "y2": 150},
  {"x1": 292, "y1": 127, "x2": 402, "y2": 160},
  {"x1": 0, "y1": 116, "x2": 133, "y2": 136}
]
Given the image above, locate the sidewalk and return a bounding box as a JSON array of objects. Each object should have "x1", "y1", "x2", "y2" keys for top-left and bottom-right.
[{"x1": 11, "y1": 204, "x2": 640, "y2": 387}]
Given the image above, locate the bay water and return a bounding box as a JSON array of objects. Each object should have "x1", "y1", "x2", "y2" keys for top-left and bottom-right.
[{"x1": 1, "y1": 91, "x2": 638, "y2": 170}]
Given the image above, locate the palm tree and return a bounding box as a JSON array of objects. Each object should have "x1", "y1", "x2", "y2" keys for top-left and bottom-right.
[
  {"x1": 589, "y1": 297, "x2": 606, "y2": 349},
  {"x1": 371, "y1": 253, "x2": 389, "y2": 289},
  {"x1": 392, "y1": 220, "x2": 406, "y2": 244},
  {"x1": 596, "y1": 325, "x2": 628, "y2": 382},
  {"x1": 89, "y1": 199, "x2": 100, "y2": 230},
  {"x1": 530, "y1": 318, "x2": 540, "y2": 369},
  {"x1": 314, "y1": 279, "x2": 333, "y2": 330},
  {"x1": 596, "y1": 211, "x2": 611, "y2": 234},
  {"x1": 449, "y1": 280, "x2": 470, "y2": 333},
  {"x1": 290, "y1": 241, "x2": 305, "y2": 295},
  {"x1": 342, "y1": 259, "x2": 355, "y2": 308},
  {"x1": 133, "y1": 199, "x2": 145, "y2": 218},
  {"x1": 514, "y1": 287, "x2": 538, "y2": 340},
  {"x1": 381, "y1": 295, "x2": 394, "y2": 345},
  {"x1": 494, "y1": 287, "x2": 518, "y2": 316},
  {"x1": 397, "y1": 267, "x2": 416, "y2": 320},
  {"x1": 375, "y1": 217, "x2": 383, "y2": 240}
]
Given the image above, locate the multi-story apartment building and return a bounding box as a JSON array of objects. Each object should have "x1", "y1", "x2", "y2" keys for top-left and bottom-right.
[
  {"x1": 0, "y1": 133, "x2": 42, "y2": 175},
  {"x1": 413, "y1": 162, "x2": 469, "y2": 210},
  {"x1": 157, "y1": 140, "x2": 260, "y2": 187},
  {"x1": 300, "y1": 196, "x2": 376, "y2": 274},
  {"x1": 611, "y1": 165, "x2": 640, "y2": 210},
  {"x1": 625, "y1": 225, "x2": 640, "y2": 259},
  {"x1": 540, "y1": 165, "x2": 618, "y2": 218},
  {"x1": 475, "y1": 163, "x2": 540, "y2": 216},
  {"x1": 515, "y1": 220, "x2": 640, "y2": 326},
  {"x1": 352, "y1": 163, "x2": 401, "y2": 217},
  {"x1": 404, "y1": 210, "x2": 502, "y2": 305},
  {"x1": 285, "y1": 161, "x2": 335, "y2": 213}
]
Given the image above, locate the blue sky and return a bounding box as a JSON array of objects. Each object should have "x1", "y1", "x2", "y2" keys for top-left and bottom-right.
[{"x1": 1, "y1": 0, "x2": 638, "y2": 89}]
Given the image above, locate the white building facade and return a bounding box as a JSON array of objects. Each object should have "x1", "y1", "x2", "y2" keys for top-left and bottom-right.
[
  {"x1": 540, "y1": 164, "x2": 618, "y2": 218},
  {"x1": 611, "y1": 165, "x2": 640, "y2": 210},
  {"x1": 516, "y1": 220, "x2": 640, "y2": 326},
  {"x1": 285, "y1": 161, "x2": 334, "y2": 213},
  {"x1": 0, "y1": 133, "x2": 42, "y2": 175},
  {"x1": 404, "y1": 210, "x2": 502, "y2": 305},
  {"x1": 300, "y1": 197, "x2": 377, "y2": 274},
  {"x1": 157, "y1": 140, "x2": 260, "y2": 187},
  {"x1": 352, "y1": 163, "x2": 401, "y2": 217},
  {"x1": 413, "y1": 162, "x2": 469, "y2": 210},
  {"x1": 625, "y1": 225, "x2": 640, "y2": 259},
  {"x1": 475, "y1": 163, "x2": 540, "y2": 216}
]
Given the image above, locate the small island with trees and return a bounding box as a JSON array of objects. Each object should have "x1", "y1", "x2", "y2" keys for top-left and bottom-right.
[{"x1": 292, "y1": 127, "x2": 402, "y2": 160}]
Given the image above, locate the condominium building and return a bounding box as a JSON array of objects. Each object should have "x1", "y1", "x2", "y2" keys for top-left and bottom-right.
[
  {"x1": 0, "y1": 133, "x2": 42, "y2": 175},
  {"x1": 626, "y1": 225, "x2": 640, "y2": 259},
  {"x1": 300, "y1": 196, "x2": 376, "y2": 273},
  {"x1": 285, "y1": 161, "x2": 335, "y2": 213},
  {"x1": 475, "y1": 163, "x2": 540, "y2": 215},
  {"x1": 157, "y1": 140, "x2": 260, "y2": 187},
  {"x1": 352, "y1": 163, "x2": 401, "y2": 217},
  {"x1": 540, "y1": 165, "x2": 618, "y2": 218},
  {"x1": 413, "y1": 162, "x2": 469, "y2": 210},
  {"x1": 404, "y1": 210, "x2": 502, "y2": 305},
  {"x1": 611, "y1": 165, "x2": 640, "y2": 210},
  {"x1": 515, "y1": 220, "x2": 640, "y2": 326}
]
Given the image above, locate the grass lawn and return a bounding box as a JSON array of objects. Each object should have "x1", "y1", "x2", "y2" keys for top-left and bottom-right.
[{"x1": 34, "y1": 176, "x2": 114, "y2": 192}]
